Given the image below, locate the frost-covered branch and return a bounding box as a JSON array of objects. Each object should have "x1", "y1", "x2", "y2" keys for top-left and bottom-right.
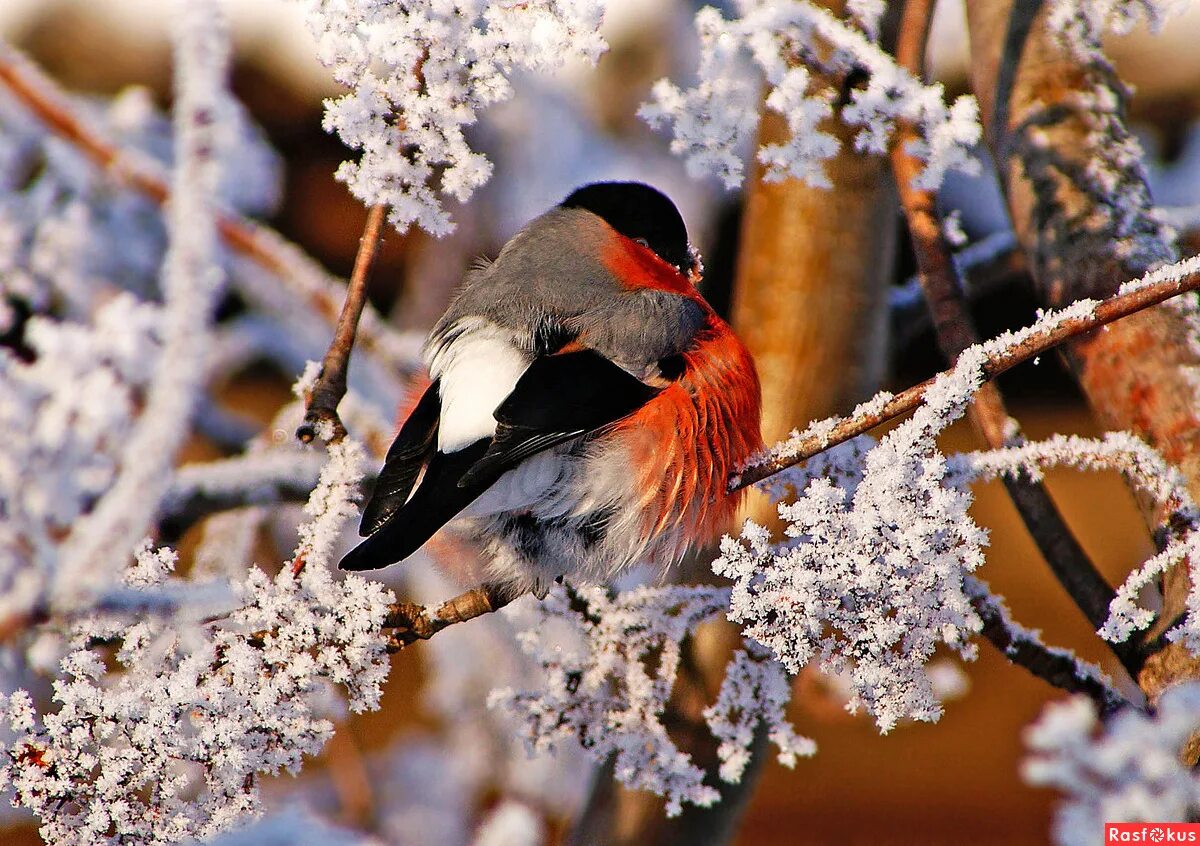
[
  {"x1": 734, "y1": 254, "x2": 1200, "y2": 490},
  {"x1": 0, "y1": 40, "x2": 415, "y2": 378},
  {"x1": 297, "y1": 0, "x2": 607, "y2": 234},
  {"x1": 642, "y1": 0, "x2": 979, "y2": 190},
  {"x1": 966, "y1": 578, "x2": 1126, "y2": 713},
  {"x1": 53, "y1": 4, "x2": 229, "y2": 605},
  {"x1": 0, "y1": 432, "x2": 392, "y2": 844},
  {"x1": 965, "y1": 0, "x2": 1200, "y2": 712},
  {"x1": 491, "y1": 585, "x2": 809, "y2": 817},
  {"x1": 157, "y1": 451, "x2": 328, "y2": 542},
  {"x1": 1024, "y1": 683, "x2": 1200, "y2": 846},
  {"x1": 888, "y1": 0, "x2": 1127, "y2": 671}
]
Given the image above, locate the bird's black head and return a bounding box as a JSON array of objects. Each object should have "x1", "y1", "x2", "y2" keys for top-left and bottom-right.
[{"x1": 561, "y1": 182, "x2": 696, "y2": 277}]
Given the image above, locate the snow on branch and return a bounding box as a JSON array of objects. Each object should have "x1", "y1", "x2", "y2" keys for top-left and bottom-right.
[
  {"x1": 0, "y1": 436, "x2": 391, "y2": 844},
  {"x1": 641, "y1": 0, "x2": 980, "y2": 190},
  {"x1": 736, "y1": 253, "x2": 1200, "y2": 488},
  {"x1": 490, "y1": 584, "x2": 806, "y2": 816},
  {"x1": 715, "y1": 348, "x2": 991, "y2": 734},
  {"x1": 951, "y1": 431, "x2": 1200, "y2": 652},
  {"x1": 713, "y1": 258, "x2": 1200, "y2": 731},
  {"x1": 0, "y1": 40, "x2": 418, "y2": 384},
  {"x1": 964, "y1": 577, "x2": 1124, "y2": 713},
  {"x1": 704, "y1": 644, "x2": 815, "y2": 784},
  {"x1": 54, "y1": 2, "x2": 230, "y2": 602},
  {"x1": 298, "y1": 0, "x2": 607, "y2": 235},
  {"x1": 1023, "y1": 683, "x2": 1200, "y2": 846}
]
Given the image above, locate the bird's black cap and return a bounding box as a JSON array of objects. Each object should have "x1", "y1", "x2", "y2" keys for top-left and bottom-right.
[{"x1": 561, "y1": 181, "x2": 694, "y2": 275}]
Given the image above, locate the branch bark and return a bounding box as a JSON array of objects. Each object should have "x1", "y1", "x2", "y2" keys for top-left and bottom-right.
[
  {"x1": 889, "y1": 0, "x2": 1137, "y2": 677},
  {"x1": 965, "y1": 0, "x2": 1200, "y2": 709},
  {"x1": 297, "y1": 203, "x2": 388, "y2": 444},
  {"x1": 734, "y1": 257, "x2": 1200, "y2": 490}
]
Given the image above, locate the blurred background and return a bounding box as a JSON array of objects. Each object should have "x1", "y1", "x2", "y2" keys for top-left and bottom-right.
[{"x1": 3, "y1": 0, "x2": 1199, "y2": 843}]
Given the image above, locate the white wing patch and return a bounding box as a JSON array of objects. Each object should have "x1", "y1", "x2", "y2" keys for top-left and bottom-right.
[{"x1": 427, "y1": 319, "x2": 529, "y2": 453}]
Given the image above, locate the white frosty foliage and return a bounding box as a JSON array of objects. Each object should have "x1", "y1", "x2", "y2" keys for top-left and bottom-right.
[
  {"x1": 0, "y1": 440, "x2": 391, "y2": 845},
  {"x1": 642, "y1": 0, "x2": 980, "y2": 190},
  {"x1": 954, "y1": 428, "x2": 1200, "y2": 652},
  {"x1": 0, "y1": 295, "x2": 162, "y2": 623},
  {"x1": 719, "y1": 276, "x2": 1192, "y2": 733},
  {"x1": 716, "y1": 350, "x2": 992, "y2": 733},
  {"x1": 1023, "y1": 684, "x2": 1200, "y2": 846},
  {"x1": 703, "y1": 645, "x2": 815, "y2": 784},
  {"x1": 54, "y1": 1, "x2": 230, "y2": 607},
  {"x1": 298, "y1": 0, "x2": 607, "y2": 235},
  {"x1": 491, "y1": 584, "x2": 733, "y2": 816}
]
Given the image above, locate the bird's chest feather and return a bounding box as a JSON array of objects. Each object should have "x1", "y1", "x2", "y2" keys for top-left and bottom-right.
[{"x1": 613, "y1": 320, "x2": 762, "y2": 551}]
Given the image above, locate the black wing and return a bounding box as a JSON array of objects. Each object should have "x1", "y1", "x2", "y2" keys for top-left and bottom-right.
[
  {"x1": 339, "y1": 350, "x2": 659, "y2": 572},
  {"x1": 457, "y1": 349, "x2": 660, "y2": 489},
  {"x1": 358, "y1": 380, "x2": 441, "y2": 537},
  {"x1": 340, "y1": 439, "x2": 490, "y2": 571}
]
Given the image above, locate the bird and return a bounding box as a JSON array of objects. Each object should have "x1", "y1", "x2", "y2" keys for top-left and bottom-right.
[{"x1": 339, "y1": 181, "x2": 762, "y2": 600}]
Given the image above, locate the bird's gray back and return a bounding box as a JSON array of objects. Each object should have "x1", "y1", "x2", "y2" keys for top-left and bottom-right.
[{"x1": 429, "y1": 208, "x2": 705, "y2": 373}]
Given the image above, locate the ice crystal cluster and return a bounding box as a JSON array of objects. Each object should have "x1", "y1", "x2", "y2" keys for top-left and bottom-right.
[
  {"x1": 720, "y1": 255, "x2": 1200, "y2": 734},
  {"x1": 492, "y1": 584, "x2": 812, "y2": 816},
  {"x1": 0, "y1": 550, "x2": 391, "y2": 845},
  {"x1": 1023, "y1": 684, "x2": 1200, "y2": 846},
  {"x1": 641, "y1": 0, "x2": 981, "y2": 190},
  {"x1": 298, "y1": 0, "x2": 608, "y2": 235}
]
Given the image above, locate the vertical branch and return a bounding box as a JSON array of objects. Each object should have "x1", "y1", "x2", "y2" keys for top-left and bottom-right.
[
  {"x1": 55, "y1": 1, "x2": 229, "y2": 601},
  {"x1": 965, "y1": 1, "x2": 1200, "y2": 707},
  {"x1": 889, "y1": 0, "x2": 1138, "y2": 675},
  {"x1": 298, "y1": 203, "x2": 389, "y2": 445}
]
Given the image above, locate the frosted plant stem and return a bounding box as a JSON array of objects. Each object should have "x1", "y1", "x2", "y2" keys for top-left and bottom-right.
[
  {"x1": 55, "y1": 1, "x2": 228, "y2": 605},
  {"x1": 0, "y1": 41, "x2": 413, "y2": 374},
  {"x1": 734, "y1": 256, "x2": 1200, "y2": 490},
  {"x1": 889, "y1": 0, "x2": 1137, "y2": 676},
  {"x1": 967, "y1": 578, "x2": 1127, "y2": 713},
  {"x1": 298, "y1": 203, "x2": 388, "y2": 446}
]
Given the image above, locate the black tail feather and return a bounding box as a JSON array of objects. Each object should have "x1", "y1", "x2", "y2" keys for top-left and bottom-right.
[{"x1": 340, "y1": 439, "x2": 491, "y2": 571}]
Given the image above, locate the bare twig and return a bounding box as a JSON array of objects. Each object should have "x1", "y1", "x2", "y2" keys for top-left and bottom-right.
[
  {"x1": 733, "y1": 261, "x2": 1200, "y2": 490},
  {"x1": 297, "y1": 203, "x2": 389, "y2": 445},
  {"x1": 383, "y1": 583, "x2": 516, "y2": 652},
  {"x1": 888, "y1": 0, "x2": 1137, "y2": 676}
]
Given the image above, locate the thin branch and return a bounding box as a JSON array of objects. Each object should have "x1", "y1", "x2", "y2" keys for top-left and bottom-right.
[
  {"x1": 966, "y1": 577, "x2": 1128, "y2": 715},
  {"x1": 156, "y1": 459, "x2": 331, "y2": 543},
  {"x1": 383, "y1": 583, "x2": 516, "y2": 652},
  {"x1": 297, "y1": 203, "x2": 389, "y2": 445},
  {"x1": 0, "y1": 43, "x2": 410, "y2": 373},
  {"x1": 888, "y1": 0, "x2": 1137, "y2": 675},
  {"x1": 733, "y1": 258, "x2": 1200, "y2": 490}
]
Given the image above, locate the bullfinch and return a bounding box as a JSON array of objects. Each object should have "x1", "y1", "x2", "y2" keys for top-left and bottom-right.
[{"x1": 339, "y1": 181, "x2": 762, "y2": 599}]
